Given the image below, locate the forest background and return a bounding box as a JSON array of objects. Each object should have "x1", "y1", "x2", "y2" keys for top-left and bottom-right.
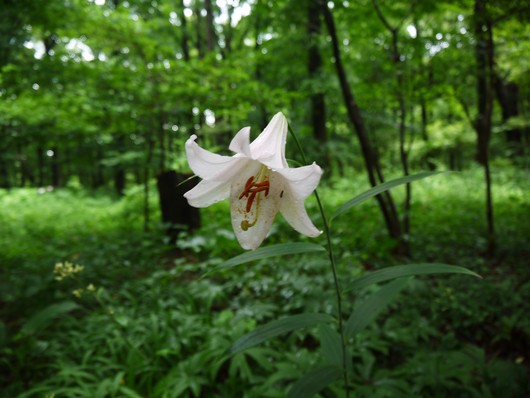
[{"x1": 0, "y1": 0, "x2": 529, "y2": 397}]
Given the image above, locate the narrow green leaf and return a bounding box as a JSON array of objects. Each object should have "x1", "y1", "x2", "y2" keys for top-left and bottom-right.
[
  {"x1": 287, "y1": 365, "x2": 342, "y2": 398},
  {"x1": 318, "y1": 324, "x2": 343, "y2": 367},
  {"x1": 230, "y1": 313, "x2": 335, "y2": 355},
  {"x1": 210, "y1": 243, "x2": 326, "y2": 274},
  {"x1": 118, "y1": 386, "x2": 145, "y2": 398},
  {"x1": 20, "y1": 301, "x2": 79, "y2": 336},
  {"x1": 345, "y1": 278, "x2": 411, "y2": 339},
  {"x1": 331, "y1": 172, "x2": 445, "y2": 222},
  {"x1": 344, "y1": 263, "x2": 481, "y2": 293}
]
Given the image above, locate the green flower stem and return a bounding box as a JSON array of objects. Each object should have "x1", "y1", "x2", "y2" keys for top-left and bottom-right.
[{"x1": 288, "y1": 125, "x2": 349, "y2": 397}]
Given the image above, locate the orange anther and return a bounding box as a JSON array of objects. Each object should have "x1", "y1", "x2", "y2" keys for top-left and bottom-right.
[{"x1": 239, "y1": 176, "x2": 270, "y2": 212}]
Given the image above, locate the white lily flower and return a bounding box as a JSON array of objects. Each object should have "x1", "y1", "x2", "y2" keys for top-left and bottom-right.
[{"x1": 184, "y1": 112, "x2": 323, "y2": 250}]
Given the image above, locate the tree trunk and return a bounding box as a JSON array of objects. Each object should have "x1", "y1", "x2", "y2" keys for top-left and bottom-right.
[
  {"x1": 179, "y1": 0, "x2": 190, "y2": 61},
  {"x1": 0, "y1": 155, "x2": 9, "y2": 188},
  {"x1": 194, "y1": 1, "x2": 204, "y2": 59},
  {"x1": 144, "y1": 122, "x2": 155, "y2": 232},
  {"x1": 373, "y1": 0, "x2": 412, "y2": 243},
  {"x1": 157, "y1": 171, "x2": 201, "y2": 246},
  {"x1": 254, "y1": 10, "x2": 268, "y2": 128},
  {"x1": 473, "y1": 0, "x2": 495, "y2": 257},
  {"x1": 415, "y1": 23, "x2": 429, "y2": 142},
  {"x1": 420, "y1": 95, "x2": 428, "y2": 141},
  {"x1": 17, "y1": 143, "x2": 34, "y2": 186},
  {"x1": 114, "y1": 168, "x2": 125, "y2": 196},
  {"x1": 493, "y1": 74, "x2": 523, "y2": 154},
  {"x1": 113, "y1": 134, "x2": 126, "y2": 196},
  {"x1": 224, "y1": 3, "x2": 235, "y2": 53},
  {"x1": 51, "y1": 147, "x2": 61, "y2": 186},
  {"x1": 36, "y1": 146, "x2": 45, "y2": 186},
  {"x1": 204, "y1": 0, "x2": 216, "y2": 53},
  {"x1": 322, "y1": 3, "x2": 406, "y2": 253},
  {"x1": 158, "y1": 111, "x2": 166, "y2": 173},
  {"x1": 307, "y1": 0, "x2": 327, "y2": 147}
]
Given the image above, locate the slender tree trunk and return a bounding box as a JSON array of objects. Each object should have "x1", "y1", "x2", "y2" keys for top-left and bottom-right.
[
  {"x1": 51, "y1": 147, "x2": 61, "y2": 186},
  {"x1": 179, "y1": 0, "x2": 190, "y2": 61},
  {"x1": 373, "y1": 0, "x2": 412, "y2": 242},
  {"x1": 224, "y1": 3, "x2": 235, "y2": 53},
  {"x1": 493, "y1": 74, "x2": 523, "y2": 154},
  {"x1": 414, "y1": 23, "x2": 429, "y2": 142},
  {"x1": 204, "y1": 0, "x2": 216, "y2": 53},
  {"x1": 17, "y1": 143, "x2": 34, "y2": 186},
  {"x1": 114, "y1": 135, "x2": 126, "y2": 196},
  {"x1": 0, "y1": 160, "x2": 9, "y2": 188},
  {"x1": 114, "y1": 168, "x2": 125, "y2": 196},
  {"x1": 254, "y1": 10, "x2": 268, "y2": 127},
  {"x1": 474, "y1": 0, "x2": 495, "y2": 257},
  {"x1": 158, "y1": 111, "x2": 166, "y2": 173},
  {"x1": 307, "y1": 0, "x2": 327, "y2": 147},
  {"x1": 0, "y1": 154, "x2": 9, "y2": 188},
  {"x1": 420, "y1": 95, "x2": 428, "y2": 141},
  {"x1": 322, "y1": 3, "x2": 405, "y2": 252},
  {"x1": 0, "y1": 124, "x2": 10, "y2": 188},
  {"x1": 144, "y1": 124, "x2": 154, "y2": 232},
  {"x1": 194, "y1": 1, "x2": 204, "y2": 59},
  {"x1": 36, "y1": 146, "x2": 44, "y2": 186}
]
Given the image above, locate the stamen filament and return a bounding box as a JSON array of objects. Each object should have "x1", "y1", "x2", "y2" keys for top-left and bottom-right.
[{"x1": 239, "y1": 166, "x2": 271, "y2": 230}]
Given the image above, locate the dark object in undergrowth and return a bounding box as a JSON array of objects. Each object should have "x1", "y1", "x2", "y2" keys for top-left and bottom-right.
[{"x1": 157, "y1": 170, "x2": 200, "y2": 245}]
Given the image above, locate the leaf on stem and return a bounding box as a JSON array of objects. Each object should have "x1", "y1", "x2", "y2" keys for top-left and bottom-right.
[
  {"x1": 207, "y1": 242, "x2": 326, "y2": 275},
  {"x1": 344, "y1": 263, "x2": 481, "y2": 293},
  {"x1": 230, "y1": 313, "x2": 335, "y2": 355},
  {"x1": 318, "y1": 324, "x2": 343, "y2": 367},
  {"x1": 330, "y1": 171, "x2": 445, "y2": 222},
  {"x1": 287, "y1": 365, "x2": 343, "y2": 398},
  {"x1": 345, "y1": 277, "x2": 411, "y2": 339},
  {"x1": 20, "y1": 301, "x2": 79, "y2": 336}
]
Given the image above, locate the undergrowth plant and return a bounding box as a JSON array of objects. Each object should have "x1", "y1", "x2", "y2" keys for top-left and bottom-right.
[{"x1": 181, "y1": 112, "x2": 481, "y2": 397}]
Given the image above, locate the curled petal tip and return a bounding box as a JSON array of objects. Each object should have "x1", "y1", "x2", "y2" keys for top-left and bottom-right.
[
  {"x1": 311, "y1": 162, "x2": 324, "y2": 175},
  {"x1": 186, "y1": 134, "x2": 198, "y2": 145}
]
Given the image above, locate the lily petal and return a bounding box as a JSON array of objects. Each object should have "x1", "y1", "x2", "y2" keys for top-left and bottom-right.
[
  {"x1": 229, "y1": 127, "x2": 252, "y2": 158},
  {"x1": 250, "y1": 112, "x2": 288, "y2": 169},
  {"x1": 184, "y1": 178, "x2": 231, "y2": 208},
  {"x1": 275, "y1": 162, "x2": 323, "y2": 200},
  {"x1": 279, "y1": 188, "x2": 322, "y2": 237},
  {"x1": 186, "y1": 135, "x2": 243, "y2": 181},
  {"x1": 276, "y1": 163, "x2": 323, "y2": 237}
]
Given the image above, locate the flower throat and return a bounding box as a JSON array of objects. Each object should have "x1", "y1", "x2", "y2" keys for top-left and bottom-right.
[{"x1": 239, "y1": 165, "x2": 270, "y2": 231}]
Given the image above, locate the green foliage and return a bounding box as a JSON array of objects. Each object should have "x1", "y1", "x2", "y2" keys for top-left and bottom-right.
[
  {"x1": 1, "y1": 167, "x2": 528, "y2": 397},
  {"x1": 330, "y1": 172, "x2": 445, "y2": 222},
  {"x1": 231, "y1": 313, "x2": 335, "y2": 355},
  {"x1": 345, "y1": 264, "x2": 481, "y2": 293},
  {"x1": 287, "y1": 365, "x2": 342, "y2": 398},
  {"x1": 345, "y1": 277, "x2": 412, "y2": 339},
  {"x1": 211, "y1": 242, "x2": 326, "y2": 274},
  {"x1": 1, "y1": 0, "x2": 529, "y2": 395}
]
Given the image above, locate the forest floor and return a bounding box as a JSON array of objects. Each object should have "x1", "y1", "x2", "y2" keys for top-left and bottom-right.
[{"x1": 1, "y1": 167, "x2": 529, "y2": 397}]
